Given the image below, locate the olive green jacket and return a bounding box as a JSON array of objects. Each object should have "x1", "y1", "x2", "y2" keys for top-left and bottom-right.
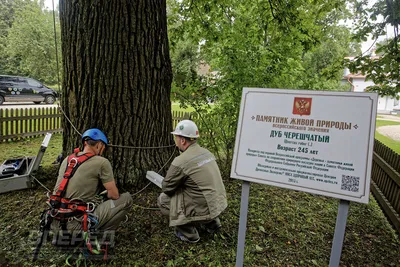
[{"x1": 162, "y1": 143, "x2": 228, "y2": 227}]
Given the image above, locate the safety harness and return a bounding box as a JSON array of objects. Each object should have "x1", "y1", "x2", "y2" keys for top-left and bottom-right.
[
  {"x1": 33, "y1": 148, "x2": 108, "y2": 262},
  {"x1": 48, "y1": 149, "x2": 95, "y2": 226}
]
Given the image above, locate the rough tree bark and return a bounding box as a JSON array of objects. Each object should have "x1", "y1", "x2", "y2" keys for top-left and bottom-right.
[{"x1": 59, "y1": 0, "x2": 174, "y2": 186}]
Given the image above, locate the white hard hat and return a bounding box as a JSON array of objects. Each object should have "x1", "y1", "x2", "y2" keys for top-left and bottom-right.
[{"x1": 171, "y1": 120, "x2": 199, "y2": 138}]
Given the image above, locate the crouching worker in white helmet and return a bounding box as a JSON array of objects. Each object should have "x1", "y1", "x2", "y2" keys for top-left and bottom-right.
[{"x1": 158, "y1": 120, "x2": 228, "y2": 243}]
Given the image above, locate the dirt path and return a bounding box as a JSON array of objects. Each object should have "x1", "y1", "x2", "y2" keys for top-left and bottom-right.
[
  {"x1": 376, "y1": 125, "x2": 400, "y2": 141},
  {"x1": 376, "y1": 114, "x2": 400, "y2": 141}
]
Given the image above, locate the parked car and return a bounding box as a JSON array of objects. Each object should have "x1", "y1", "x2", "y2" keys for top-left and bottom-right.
[{"x1": 0, "y1": 75, "x2": 58, "y2": 105}]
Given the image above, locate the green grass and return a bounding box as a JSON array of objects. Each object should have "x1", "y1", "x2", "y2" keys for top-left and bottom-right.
[
  {"x1": 375, "y1": 119, "x2": 400, "y2": 128},
  {"x1": 0, "y1": 133, "x2": 62, "y2": 166},
  {"x1": 171, "y1": 102, "x2": 196, "y2": 112},
  {"x1": 375, "y1": 120, "x2": 400, "y2": 154},
  {"x1": 171, "y1": 102, "x2": 214, "y2": 113},
  {"x1": 0, "y1": 135, "x2": 399, "y2": 266}
]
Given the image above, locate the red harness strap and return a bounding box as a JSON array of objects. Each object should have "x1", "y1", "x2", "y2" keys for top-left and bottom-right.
[
  {"x1": 56, "y1": 150, "x2": 95, "y2": 198},
  {"x1": 48, "y1": 149, "x2": 95, "y2": 219}
]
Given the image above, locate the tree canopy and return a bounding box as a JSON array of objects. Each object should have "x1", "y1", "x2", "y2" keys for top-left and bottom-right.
[
  {"x1": 0, "y1": 0, "x2": 61, "y2": 85},
  {"x1": 167, "y1": 0, "x2": 357, "y2": 166},
  {"x1": 348, "y1": 0, "x2": 400, "y2": 98}
]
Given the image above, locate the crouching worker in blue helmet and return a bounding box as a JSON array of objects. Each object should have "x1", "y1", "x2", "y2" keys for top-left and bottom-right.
[
  {"x1": 158, "y1": 120, "x2": 228, "y2": 243},
  {"x1": 49, "y1": 128, "x2": 132, "y2": 248}
]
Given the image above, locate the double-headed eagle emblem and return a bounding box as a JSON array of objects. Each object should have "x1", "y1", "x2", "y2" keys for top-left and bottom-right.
[{"x1": 293, "y1": 97, "x2": 312, "y2": 115}]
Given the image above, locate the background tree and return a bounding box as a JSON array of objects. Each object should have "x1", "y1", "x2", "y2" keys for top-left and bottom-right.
[
  {"x1": 169, "y1": 35, "x2": 202, "y2": 102},
  {"x1": 3, "y1": 0, "x2": 61, "y2": 84},
  {"x1": 300, "y1": 25, "x2": 356, "y2": 91},
  {"x1": 167, "y1": 0, "x2": 356, "y2": 169},
  {"x1": 0, "y1": 0, "x2": 29, "y2": 75},
  {"x1": 348, "y1": 0, "x2": 400, "y2": 98},
  {"x1": 59, "y1": 0, "x2": 174, "y2": 185}
]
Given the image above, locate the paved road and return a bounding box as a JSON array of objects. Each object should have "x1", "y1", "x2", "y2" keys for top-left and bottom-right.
[{"x1": 0, "y1": 102, "x2": 57, "y2": 110}]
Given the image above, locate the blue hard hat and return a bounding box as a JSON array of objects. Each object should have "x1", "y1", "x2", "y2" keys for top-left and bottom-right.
[{"x1": 82, "y1": 128, "x2": 108, "y2": 145}]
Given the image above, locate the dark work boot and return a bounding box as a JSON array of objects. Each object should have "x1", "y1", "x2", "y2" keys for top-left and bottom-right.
[
  {"x1": 174, "y1": 224, "x2": 200, "y2": 243},
  {"x1": 203, "y1": 218, "x2": 222, "y2": 234}
]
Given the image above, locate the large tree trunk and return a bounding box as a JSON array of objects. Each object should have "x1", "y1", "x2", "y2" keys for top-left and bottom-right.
[{"x1": 59, "y1": 0, "x2": 174, "y2": 186}]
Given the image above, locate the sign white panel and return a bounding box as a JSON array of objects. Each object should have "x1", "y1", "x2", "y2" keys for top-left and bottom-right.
[{"x1": 231, "y1": 88, "x2": 377, "y2": 203}]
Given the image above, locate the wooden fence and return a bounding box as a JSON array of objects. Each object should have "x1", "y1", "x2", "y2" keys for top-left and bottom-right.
[
  {"x1": 0, "y1": 107, "x2": 62, "y2": 142},
  {"x1": 371, "y1": 139, "x2": 400, "y2": 234},
  {"x1": 171, "y1": 110, "x2": 198, "y2": 129},
  {"x1": 0, "y1": 109, "x2": 193, "y2": 142}
]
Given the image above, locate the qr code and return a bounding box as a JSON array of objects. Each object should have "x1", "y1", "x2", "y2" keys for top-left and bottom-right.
[{"x1": 341, "y1": 175, "x2": 360, "y2": 192}]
